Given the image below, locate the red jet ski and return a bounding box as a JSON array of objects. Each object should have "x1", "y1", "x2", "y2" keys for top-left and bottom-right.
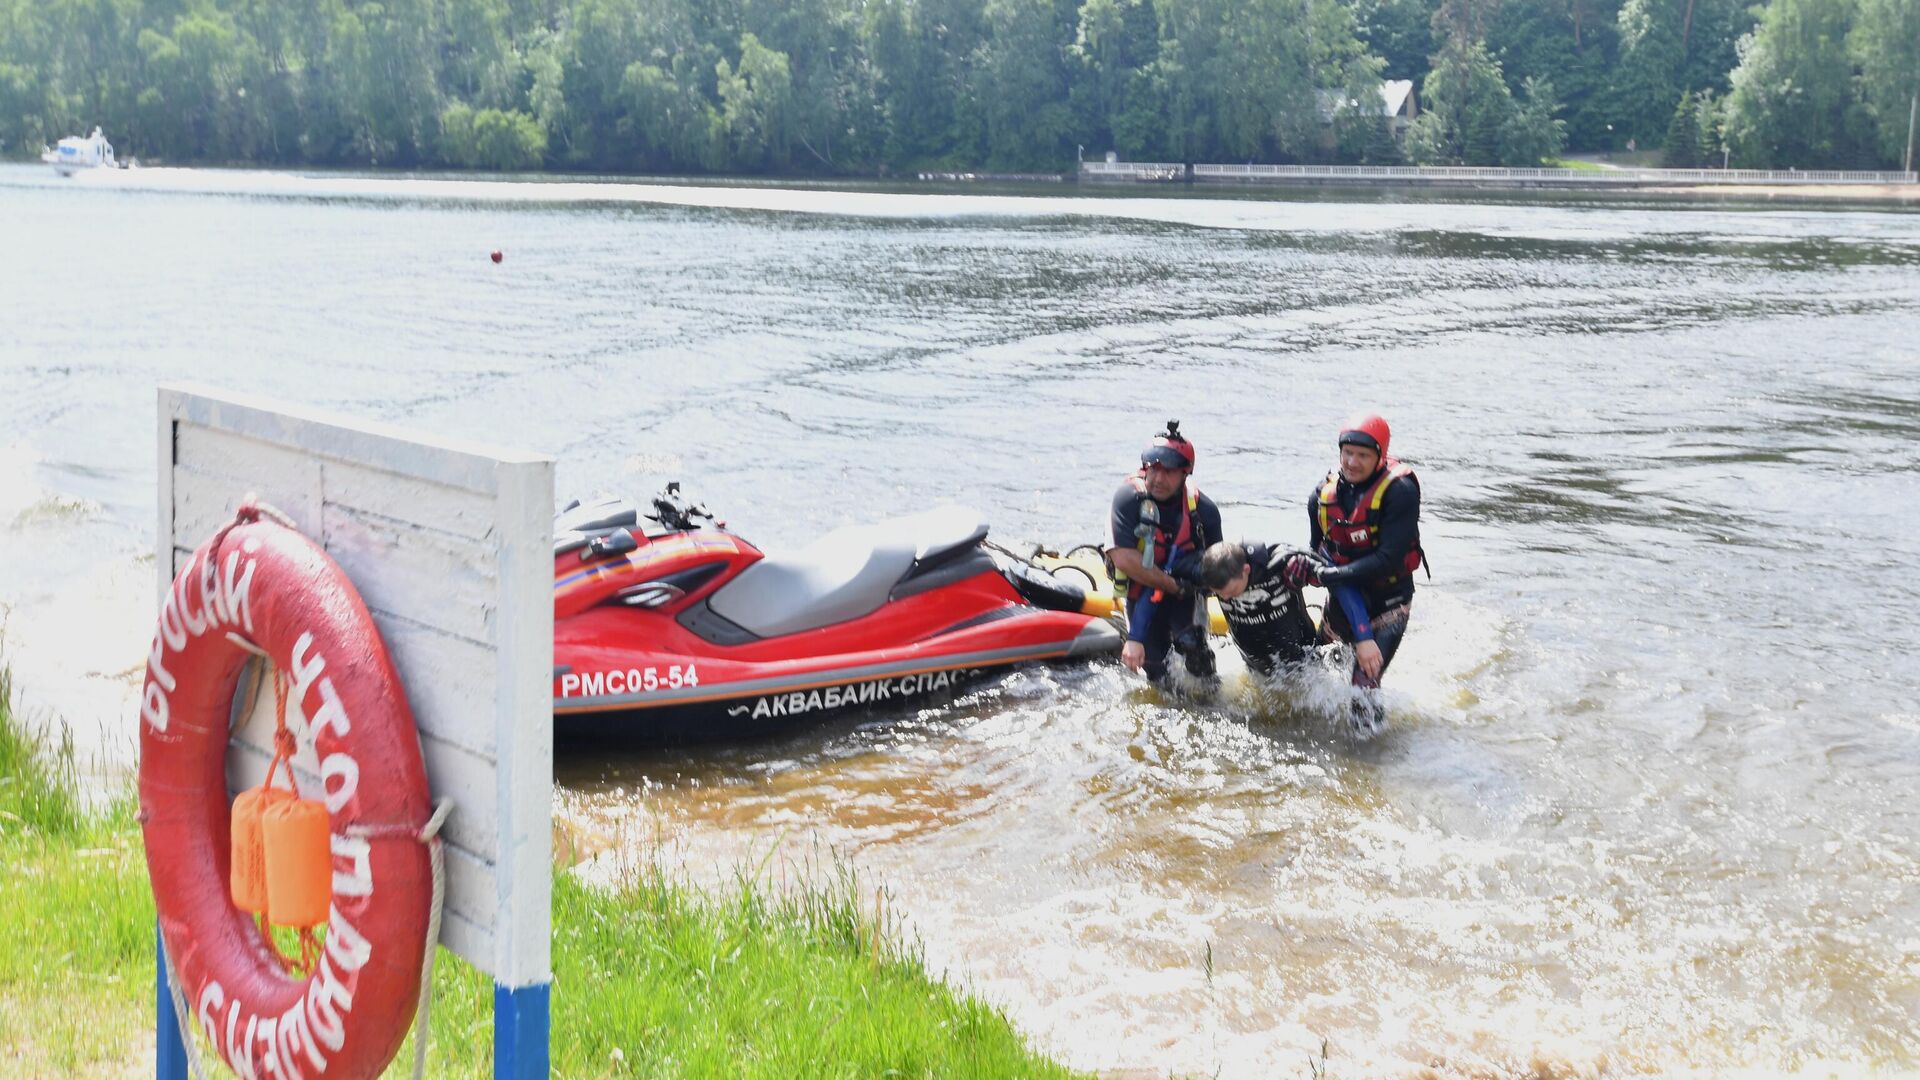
[{"x1": 551, "y1": 484, "x2": 1121, "y2": 741}]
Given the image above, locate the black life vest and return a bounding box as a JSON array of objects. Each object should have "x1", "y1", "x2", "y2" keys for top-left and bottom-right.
[{"x1": 1316, "y1": 458, "x2": 1425, "y2": 586}]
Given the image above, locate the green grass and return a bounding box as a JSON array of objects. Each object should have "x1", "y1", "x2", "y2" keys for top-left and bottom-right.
[
  {"x1": 544, "y1": 863, "x2": 1076, "y2": 1078},
  {"x1": 0, "y1": 660, "x2": 1082, "y2": 1078},
  {"x1": 394, "y1": 864, "x2": 1081, "y2": 1078},
  {"x1": 0, "y1": 660, "x2": 154, "y2": 1076},
  {"x1": 1546, "y1": 157, "x2": 1611, "y2": 172},
  {"x1": 0, "y1": 662, "x2": 83, "y2": 837}
]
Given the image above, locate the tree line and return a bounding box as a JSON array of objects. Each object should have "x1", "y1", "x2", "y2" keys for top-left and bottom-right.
[{"x1": 1, "y1": 0, "x2": 1915, "y2": 174}]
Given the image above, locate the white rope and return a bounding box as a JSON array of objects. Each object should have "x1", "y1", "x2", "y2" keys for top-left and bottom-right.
[
  {"x1": 160, "y1": 938, "x2": 215, "y2": 1080},
  {"x1": 411, "y1": 798, "x2": 453, "y2": 1080},
  {"x1": 223, "y1": 632, "x2": 270, "y2": 659},
  {"x1": 221, "y1": 644, "x2": 271, "y2": 736},
  {"x1": 248, "y1": 500, "x2": 299, "y2": 530},
  {"x1": 199, "y1": 497, "x2": 300, "y2": 609}
]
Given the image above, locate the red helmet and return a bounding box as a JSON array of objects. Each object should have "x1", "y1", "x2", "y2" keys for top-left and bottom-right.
[
  {"x1": 1142, "y1": 420, "x2": 1195, "y2": 471},
  {"x1": 1338, "y1": 413, "x2": 1391, "y2": 458}
]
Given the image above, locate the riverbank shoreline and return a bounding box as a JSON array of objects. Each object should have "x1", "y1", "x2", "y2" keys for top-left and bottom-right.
[
  {"x1": 14, "y1": 159, "x2": 1919, "y2": 209},
  {"x1": 1655, "y1": 182, "x2": 1920, "y2": 201},
  {"x1": 0, "y1": 661, "x2": 1085, "y2": 1078},
  {"x1": 1078, "y1": 160, "x2": 1919, "y2": 200},
  {"x1": 1182, "y1": 178, "x2": 1920, "y2": 203}
]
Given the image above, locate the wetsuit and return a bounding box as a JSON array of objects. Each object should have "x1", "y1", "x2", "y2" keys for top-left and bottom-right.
[
  {"x1": 1110, "y1": 481, "x2": 1222, "y2": 682},
  {"x1": 1308, "y1": 465, "x2": 1421, "y2": 691},
  {"x1": 1215, "y1": 543, "x2": 1321, "y2": 678}
]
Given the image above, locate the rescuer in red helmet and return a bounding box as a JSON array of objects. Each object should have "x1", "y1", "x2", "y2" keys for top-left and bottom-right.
[
  {"x1": 1283, "y1": 412, "x2": 1426, "y2": 734},
  {"x1": 1107, "y1": 420, "x2": 1222, "y2": 684}
]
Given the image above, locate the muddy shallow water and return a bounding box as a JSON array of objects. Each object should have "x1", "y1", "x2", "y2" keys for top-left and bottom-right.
[{"x1": 4, "y1": 164, "x2": 1918, "y2": 1075}]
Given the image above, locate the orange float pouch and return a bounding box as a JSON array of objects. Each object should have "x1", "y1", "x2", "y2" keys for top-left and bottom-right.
[
  {"x1": 262, "y1": 798, "x2": 332, "y2": 928},
  {"x1": 230, "y1": 786, "x2": 294, "y2": 915}
]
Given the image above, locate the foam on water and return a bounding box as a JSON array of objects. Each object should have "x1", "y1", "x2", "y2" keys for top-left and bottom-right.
[{"x1": 0, "y1": 444, "x2": 148, "y2": 776}]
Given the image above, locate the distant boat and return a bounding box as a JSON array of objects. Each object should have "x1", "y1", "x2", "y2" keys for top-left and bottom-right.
[{"x1": 41, "y1": 127, "x2": 121, "y2": 176}]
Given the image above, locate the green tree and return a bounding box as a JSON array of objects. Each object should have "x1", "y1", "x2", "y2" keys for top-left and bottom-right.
[
  {"x1": 1485, "y1": 0, "x2": 1621, "y2": 151},
  {"x1": 1430, "y1": 0, "x2": 1499, "y2": 46},
  {"x1": 443, "y1": 0, "x2": 515, "y2": 110},
  {"x1": 1350, "y1": 0, "x2": 1433, "y2": 82},
  {"x1": 274, "y1": 0, "x2": 357, "y2": 162},
  {"x1": 1068, "y1": 0, "x2": 1160, "y2": 158},
  {"x1": 558, "y1": 0, "x2": 649, "y2": 168},
  {"x1": 523, "y1": 28, "x2": 571, "y2": 162},
  {"x1": 360, "y1": 0, "x2": 444, "y2": 164},
  {"x1": 1406, "y1": 36, "x2": 1511, "y2": 164},
  {"x1": 0, "y1": 59, "x2": 63, "y2": 155},
  {"x1": 868, "y1": 0, "x2": 984, "y2": 168},
  {"x1": 1502, "y1": 75, "x2": 1567, "y2": 163},
  {"x1": 5, "y1": 0, "x2": 1825, "y2": 177},
  {"x1": 1693, "y1": 86, "x2": 1725, "y2": 165},
  {"x1": 1663, "y1": 86, "x2": 1699, "y2": 165},
  {"x1": 439, "y1": 101, "x2": 547, "y2": 168},
  {"x1": 1724, "y1": 0, "x2": 1872, "y2": 167},
  {"x1": 976, "y1": 0, "x2": 1075, "y2": 168},
  {"x1": 622, "y1": 55, "x2": 723, "y2": 170},
  {"x1": 717, "y1": 32, "x2": 795, "y2": 169},
  {"x1": 132, "y1": 11, "x2": 270, "y2": 161},
  {"x1": 1208, "y1": 0, "x2": 1318, "y2": 159},
  {"x1": 1360, "y1": 109, "x2": 1402, "y2": 163},
  {"x1": 1407, "y1": 33, "x2": 1564, "y2": 165},
  {"x1": 1850, "y1": 0, "x2": 1920, "y2": 168},
  {"x1": 738, "y1": 0, "x2": 877, "y2": 170},
  {"x1": 1675, "y1": 0, "x2": 1758, "y2": 96},
  {"x1": 1614, "y1": 0, "x2": 1686, "y2": 145},
  {"x1": 44, "y1": 0, "x2": 146, "y2": 146}
]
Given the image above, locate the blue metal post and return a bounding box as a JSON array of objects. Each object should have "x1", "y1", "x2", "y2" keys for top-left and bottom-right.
[
  {"x1": 155, "y1": 930, "x2": 187, "y2": 1080},
  {"x1": 494, "y1": 982, "x2": 551, "y2": 1079}
]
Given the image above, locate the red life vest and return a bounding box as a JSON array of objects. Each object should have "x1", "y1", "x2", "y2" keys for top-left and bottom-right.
[
  {"x1": 1114, "y1": 473, "x2": 1203, "y2": 601},
  {"x1": 1128, "y1": 472, "x2": 1201, "y2": 555},
  {"x1": 1316, "y1": 458, "x2": 1424, "y2": 582}
]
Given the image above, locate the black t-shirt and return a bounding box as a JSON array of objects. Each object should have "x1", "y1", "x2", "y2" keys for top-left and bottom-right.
[
  {"x1": 1109, "y1": 481, "x2": 1223, "y2": 574},
  {"x1": 1218, "y1": 542, "x2": 1319, "y2": 676}
]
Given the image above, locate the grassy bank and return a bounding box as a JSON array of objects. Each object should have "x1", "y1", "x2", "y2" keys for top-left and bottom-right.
[{"x1": 0, "y1": 664, "x2": 1080, "y2": 1078}]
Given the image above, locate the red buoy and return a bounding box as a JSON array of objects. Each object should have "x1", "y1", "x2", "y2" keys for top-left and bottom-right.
[
  {"x1": 141, "y1": 506, "x2": 434, "y2": 1079},
  {"x1": 490, "y1": 249, "x2": 503, "y2": 264}
]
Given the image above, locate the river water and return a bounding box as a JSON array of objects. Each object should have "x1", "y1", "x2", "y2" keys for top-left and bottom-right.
[{"x1": 3, "y1": 163, "x2": 1918, "y2": 1076}]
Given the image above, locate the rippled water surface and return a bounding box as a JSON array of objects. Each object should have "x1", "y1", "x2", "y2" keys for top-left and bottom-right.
[{"x1": 3, "y1": 164, "x2": 1919, "y2": 1076}]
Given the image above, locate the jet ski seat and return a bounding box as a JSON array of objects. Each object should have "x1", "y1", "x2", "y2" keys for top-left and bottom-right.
[{"x1": 709, "y1": 505, "x2": 989, "y2": 638}]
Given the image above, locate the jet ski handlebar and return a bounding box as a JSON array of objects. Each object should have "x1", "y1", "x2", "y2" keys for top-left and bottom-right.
[
  {"x1": 554, "y1": 483, "x2": 724, "y2": 558},
  {"x1": 649, "y1": 481, "x2": 718, "y2": 532}
]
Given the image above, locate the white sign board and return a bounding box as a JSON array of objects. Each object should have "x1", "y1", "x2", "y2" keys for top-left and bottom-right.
[{"x1": 157, "y1": 384, "x2": 553, "y2": 993}]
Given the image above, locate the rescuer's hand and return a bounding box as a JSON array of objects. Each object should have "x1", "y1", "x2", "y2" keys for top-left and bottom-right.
[
  {"x1": 1283, "y1": 553, "x2": 1322, "y2": 590},
  {"x1": 1121, "y1": 640, "x2": 1146, "y2": 672},
  {"x1": 1355, "y1": 639, "x2": 1384, "y2": 681}
]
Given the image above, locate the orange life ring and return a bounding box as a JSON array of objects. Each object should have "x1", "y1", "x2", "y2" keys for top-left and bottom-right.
[{"x1": 140, "y1": 504, "x2": 433, "y2": 1078}]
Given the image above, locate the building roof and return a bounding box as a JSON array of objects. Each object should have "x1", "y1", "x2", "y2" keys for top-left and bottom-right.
[
  {"x1": 1379, "y1": 80, "x2": 1414, "y2": 118},
  {"x1": 1317, "y1": 80, "x2": 1417, "y2": 122}
]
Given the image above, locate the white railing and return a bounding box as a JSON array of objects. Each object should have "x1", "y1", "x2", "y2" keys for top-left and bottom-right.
[
  {"x1": 1080, "y1": 160, "x2": 1185, "y2": 181},
  {"x1": 1173, "y1": 163, "x2": 1917, "y2": 185}
]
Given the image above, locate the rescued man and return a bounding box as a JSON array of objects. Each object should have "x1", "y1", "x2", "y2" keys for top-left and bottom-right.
[{"x1": 1197, "y1": 540, "x2": 1327, "y2": 678}]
